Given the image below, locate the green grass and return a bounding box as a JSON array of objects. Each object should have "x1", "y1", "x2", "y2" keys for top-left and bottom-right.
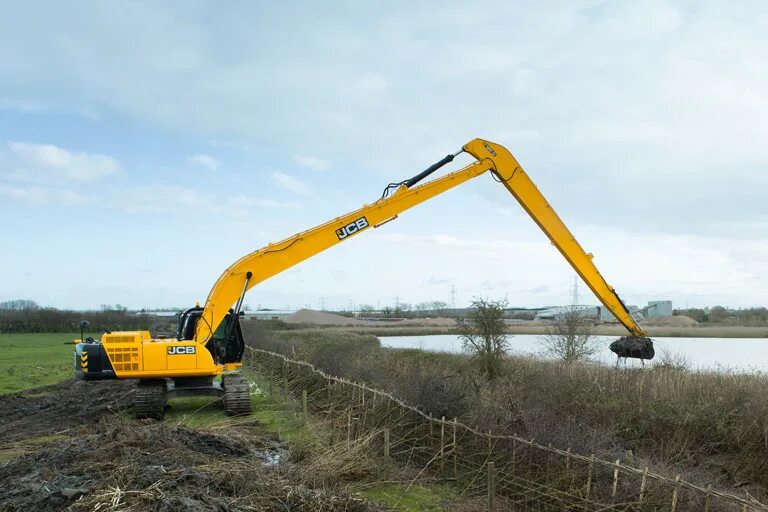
[
  {"x1": 0, "y1": 332, "x2": 77, "y2": 394},
  {"x1": 359, "y1": 483, "x2": 455, "y2": 511},
  {"x1": 164, "y1": 396, "x2": 230, "y2": 427},
  {"x1": 163, "y1": 371, "x2": 309, "y2": 443}
]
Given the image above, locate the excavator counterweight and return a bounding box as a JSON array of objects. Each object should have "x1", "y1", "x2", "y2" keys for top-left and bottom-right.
[{"x1": 74, "y1": 138, "x2": 652, "y2": 419}]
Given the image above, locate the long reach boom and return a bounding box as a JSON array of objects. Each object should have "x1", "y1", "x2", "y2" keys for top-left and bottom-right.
[
  {"x1": 74, "y1": 137, "x2": 652, "y2": 419},
  {"x1": 195, "y1": 138, "x2": 646, "y2": 343}
]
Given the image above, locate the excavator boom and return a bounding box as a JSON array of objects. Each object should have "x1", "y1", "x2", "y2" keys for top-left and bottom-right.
[
  {"x1": 195, "y1": 138, "x2": 646, "y2": 344},
  {"x1": 75, "y1": 137, "x2": 650, "y2": 419}
]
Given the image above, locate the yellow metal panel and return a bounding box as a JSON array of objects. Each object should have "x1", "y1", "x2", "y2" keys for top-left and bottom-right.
[
  {"x1": 141, "y1": 341, "x2": 167, "y2": 372},
  {"x1": 166, "y1": 341, "x2": 198, "y2": 370}
]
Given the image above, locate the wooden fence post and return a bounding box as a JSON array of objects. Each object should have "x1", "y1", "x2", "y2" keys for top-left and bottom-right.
[
  {"x1": 489, "y1": 431, "x2": 493, "y2": 456},
  {"x1": 487, "y1": 461, "x2": 495, "y2": 512},
  {"x1": 671, "y1": 474, "x2": 682, "y2": 512},
  {"x1": 704, "y1": 483, "x2": 712, "y2": 512},
  {"x1": 639, "y1": 466, "x2": 649, "y2": 502},
  {"x1": 611, "y1": 459, "x2": 620, "y2": 502},
  {"x1": 283, "y1": 359, "x2": 288, "y2": 397},
  {"x1": 670, "y1": 473, "x2": 683, "y2": 512},
  {"x1": 346, "y1": 410, "x2": 352, "y2": 446},
  {"x1": 585, "y1": 454, "x2": 594, "y2": 498},
  {"x1": 453, "y1": 418, "x2": 458, "y2": 479},
  {"x1": 384, "y1": 428, "x2": 390, "y2": 461},
  {"x1": 440, "y1": 416, "x2": 446, "y2": 456},
  {"x1": 547, "y1": 442, "x2": 552, "y2": 469}
]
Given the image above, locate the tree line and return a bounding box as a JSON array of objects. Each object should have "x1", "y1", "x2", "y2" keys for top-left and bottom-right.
[
  {"x1": 0, "y1": 300, "x2": 175, "y2": 334},
  {"x1": 675, "y1": 306, "x2": 768, "y2": 325}
]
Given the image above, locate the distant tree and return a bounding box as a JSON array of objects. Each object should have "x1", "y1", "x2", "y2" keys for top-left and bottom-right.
[
  {"x1": 414, "y1": 302, "x2": 431, "y2": 317},
  {"x1": 540, "y1": 309, "x2": 597, "y2": 364},
  {"x1": 358, "y1": 304, "x2": 375, "y2": 313},
  {"x1": 708, "y1": 306, "x2": 730, "y2": 323},
  {"x1": 458, "y1": 298, "x2": 509, "y2": 381},
  {"x1": 430, "y1": 301, "x2": 448, "y2": 315},
  {"x1": 0, "y1": 299, "x2": 39, "y2": 310}
]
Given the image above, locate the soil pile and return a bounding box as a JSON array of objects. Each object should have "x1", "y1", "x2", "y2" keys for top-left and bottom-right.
[{"x1": 644, "y1": 315, "x2": 699, "y2": 327}]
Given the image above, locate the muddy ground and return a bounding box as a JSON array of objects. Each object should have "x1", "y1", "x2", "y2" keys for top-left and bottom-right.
[{"x1": 0, "y1": 379, "x2": 382, "y2": 511}]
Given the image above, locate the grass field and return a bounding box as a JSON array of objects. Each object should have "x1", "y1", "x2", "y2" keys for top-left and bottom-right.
[{"x1": 0, "y1": 332, "x2": 77, "y2": 394}]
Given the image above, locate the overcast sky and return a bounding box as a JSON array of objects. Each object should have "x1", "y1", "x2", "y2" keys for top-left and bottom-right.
[{"x1": 1, "y1": 1, "x2": 766, "y2": 311}]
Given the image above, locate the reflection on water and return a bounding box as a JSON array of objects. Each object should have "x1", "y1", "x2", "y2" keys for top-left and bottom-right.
[{"x1": 380, "y1": 334, "x2": 768, "y2": 373}]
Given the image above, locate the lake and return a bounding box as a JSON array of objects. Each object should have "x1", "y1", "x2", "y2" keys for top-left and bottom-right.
[{"x1": 379, "y1": 334, "x2": 768, "y2": 372}]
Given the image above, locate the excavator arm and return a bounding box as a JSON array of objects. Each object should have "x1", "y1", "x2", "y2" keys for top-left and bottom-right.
[{"x1": 194, "y1": 138, "x2": 646, "y2": 345}]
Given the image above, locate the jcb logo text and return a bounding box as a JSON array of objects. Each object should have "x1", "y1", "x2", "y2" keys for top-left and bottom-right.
[
  {"x1": 336, "y1": 217, "x2": 369, "y2": 240},
  {"x1": 168, "y1": 346, "x2": 196, "y2": 355}
]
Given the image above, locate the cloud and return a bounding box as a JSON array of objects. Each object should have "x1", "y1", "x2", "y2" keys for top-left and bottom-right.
[
  {"x1": 187, "y1": 153, "x2": 219, "y2": 171},
  {"x1": 0, "y1": 181, "x2": 298, "y2": 216},
  {"x1": 6, "y1": 142, "x2": 118, "y2": 181},
  {"x1": 271, "y1": 171, "x2": 313, "y2": 196},
  {"x1": 292, "y1": 155, "x2": 331, "y2": 171},
  {"x1": 0, "y1": 184, "x2": 85, "y2": 206}
]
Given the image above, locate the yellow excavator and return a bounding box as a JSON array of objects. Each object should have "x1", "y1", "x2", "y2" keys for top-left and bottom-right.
[{"x1": 74, "y1": 138, "x2": 651, "y2": 418}]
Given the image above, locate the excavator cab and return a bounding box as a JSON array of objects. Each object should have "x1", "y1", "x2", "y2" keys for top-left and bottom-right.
[{"x1": 176, "y1": 307, "x2": 245, "y2": 365}]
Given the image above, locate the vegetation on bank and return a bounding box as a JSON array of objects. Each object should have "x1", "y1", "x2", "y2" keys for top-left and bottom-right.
[{"x1": 244, "y1": 322, "x2": 768, "y2": 495}]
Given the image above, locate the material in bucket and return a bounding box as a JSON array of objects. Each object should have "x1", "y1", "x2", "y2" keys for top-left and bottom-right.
[{"x1": 610, "y1": 336, "x2": 655, "y2": 360}]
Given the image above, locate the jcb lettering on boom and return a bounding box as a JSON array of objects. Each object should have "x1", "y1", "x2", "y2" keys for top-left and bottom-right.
[
  {"x1": 168, "y1": 346, "x2": 196, "y2": 355},
  {"x1": 336, "y1": 217, "x2": 369, "y2": 240}
]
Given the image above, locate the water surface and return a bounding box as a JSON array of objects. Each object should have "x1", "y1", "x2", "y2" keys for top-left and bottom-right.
[{"x1": 380, "y1": 334, "x2": 768, "y2": 372}]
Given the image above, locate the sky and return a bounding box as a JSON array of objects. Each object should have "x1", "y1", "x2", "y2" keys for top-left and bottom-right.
[{"x1": 1, "y1": 1, "x2": 767, "y2": 311}]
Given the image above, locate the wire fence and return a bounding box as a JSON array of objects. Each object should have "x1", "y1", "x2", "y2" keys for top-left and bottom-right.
[{"x1": 246, "y1": 347, "x2": 768, "y2": 512}]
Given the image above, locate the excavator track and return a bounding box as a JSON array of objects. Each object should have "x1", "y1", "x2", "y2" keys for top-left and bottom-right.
[
  {"x1": 134, "y1": 379, "x2": 166, "y2": 419},
  {"x1": 222, "y1": 373, "x2": 251, "y2": 416}
]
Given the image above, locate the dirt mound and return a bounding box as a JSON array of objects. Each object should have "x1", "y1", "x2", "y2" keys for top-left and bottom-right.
[
  {"x1": 0, "y1": 378, "x2": 133, "y2": 443},
  {"x1": 645, "y1": 315, "x2": 699, "y2": 327},
  {"x1": 0, "y1": 413, "x2": 380, "y2": 512},
  {"x1": 285, "y1": 309, "x2": 369, "y2": 326}
]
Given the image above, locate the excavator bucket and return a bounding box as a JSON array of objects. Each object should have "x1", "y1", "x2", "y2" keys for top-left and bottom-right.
[{"x1": 609, "y1": 336, "x2": 655, "y2": 360}]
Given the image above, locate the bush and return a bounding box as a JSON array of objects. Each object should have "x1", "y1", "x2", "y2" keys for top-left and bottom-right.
[{"x1": 458, "y1": 298, "x2": 509, "y2": 380}]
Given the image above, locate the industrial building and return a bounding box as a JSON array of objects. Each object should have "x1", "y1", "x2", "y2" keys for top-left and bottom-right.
[{"x1": 536, "y1": 301, "x2": 673, "y2": 322}]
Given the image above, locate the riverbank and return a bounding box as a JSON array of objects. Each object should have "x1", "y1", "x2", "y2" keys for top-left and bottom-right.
[{"x1": 244, "y1": 324, "x2": 768, "y2": 498}]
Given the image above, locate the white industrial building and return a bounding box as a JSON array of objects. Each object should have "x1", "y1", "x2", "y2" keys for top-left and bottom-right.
[
  {"x1": 537, "y1": 301, "x2": 672, "y2": 322},
  {"x1": 243, "y1": 309, "x2": 295, "y2": 321}
]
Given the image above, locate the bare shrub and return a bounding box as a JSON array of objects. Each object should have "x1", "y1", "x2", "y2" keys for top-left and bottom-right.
[
  {"x1": 653, "y1": 348, "x2": 691, "y2": 371},
  {"x1": 458, "y1": 298, "x2": 509, "y2": 380},
  {"x1": 539, "y1": 309, "x2": 597, "y2": 363}
]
